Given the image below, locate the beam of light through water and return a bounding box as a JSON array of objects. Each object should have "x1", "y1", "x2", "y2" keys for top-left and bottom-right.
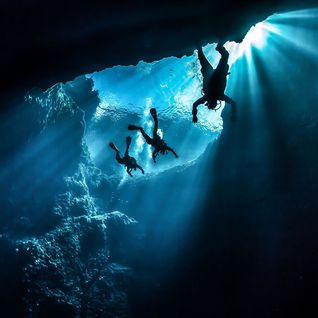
[
  {"x1": 223, "y1": 7, "x2": 318, "y2": 201},
  {"x1": 0, "y1": 12, "x2": 317, "y2": 314},
  {"x1": 0, "y1": 85, "x2": 86, "y2": 206},
  {"x1": 84, "y1": 7, "x2": 318, "y2": 190},
  {"x1": 86, "y1": 53, "x2": 224, "y2": 182},
  {"x1": 3, "y1": 6, "x2": 317, "y2": 270}
]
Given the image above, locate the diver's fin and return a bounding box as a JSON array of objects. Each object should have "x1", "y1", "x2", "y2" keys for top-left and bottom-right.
[
  {"x1": 128, "y1": 124, "x2": 140, "y2": 131},
  {"x1": 109, "y1": 142, "x2": 119, "y2": 152}
]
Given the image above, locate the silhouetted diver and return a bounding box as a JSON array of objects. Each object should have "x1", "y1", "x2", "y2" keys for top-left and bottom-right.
[
  {"x1": 192, "y1": 42, "x2": 236, "y2": 123},
  {"x1": 128, "y1": 108, "x2": 178, "y2": 163},
  {"x1": 109, "y1": 136, "x2": 144, "y2": 176}
]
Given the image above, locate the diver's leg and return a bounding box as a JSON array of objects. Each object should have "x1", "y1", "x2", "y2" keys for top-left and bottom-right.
[
  {"x1": 116, "y1": 153, "x2": 126, "y2": 165},
  {"x1": 139, "y1": 128, "x2": 153, "y2": 145},
  {"x1": 214, "y1": 44, "x2": 230, "y2": 80},
  {"x1": 198, "y1": 47, "x2": 213, "y2": 93},
  {"x1": 216, "y1": 44, "x2": 229, "y2": 69},
  {"x1": 198, "y1": 47, "x2": 213, "y2": 80},
  {"x1": 192, "y1": 96, "x2": 207, "y2": 123},
  {"x1": 216, "y1": 43, "x2": 229, "y2": 60},
  {"x1": 223, "y1": 94, "x2": 237, "y2": 121},
  {"x1": 125, "y1": 136, "x2": 132, "y2": 157},
  {"x1": 128, "y1": 125, "x2": 153, "y2": 145},
  {"x1": 150, "y1": 108, "x2": 158, "y2": 137},
  {"x1": 166, "y1": 146, "x2": 178, "y2": 158},
  {"x1": 109, "y1": 142, "x2": 124, "y2": 164}
]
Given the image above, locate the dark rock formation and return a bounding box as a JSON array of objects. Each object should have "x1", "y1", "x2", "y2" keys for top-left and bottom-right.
[
  {"x1": 1, "y1": 0, "x2": 318, "y2": 110},
  {"x1": 17, "y1": 212, "x2": 136, "y2": 318},
  {"x1": 0, "y1": 77, "x2": 137, "y2": 317}
]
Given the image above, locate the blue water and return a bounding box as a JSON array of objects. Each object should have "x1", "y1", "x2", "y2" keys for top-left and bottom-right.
[{"x1": 1, "y1": 8, "x2": 318, "y2": 317}]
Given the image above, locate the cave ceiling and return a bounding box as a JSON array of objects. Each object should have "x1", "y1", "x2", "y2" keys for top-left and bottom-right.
[{"x1": 1, "y1": 0, "x2": 317, "y2": 106}]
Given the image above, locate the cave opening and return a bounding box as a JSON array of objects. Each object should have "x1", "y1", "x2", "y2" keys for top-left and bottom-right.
[{"x1": 1, "y1": 6, "x2": 318, "y2": 318}]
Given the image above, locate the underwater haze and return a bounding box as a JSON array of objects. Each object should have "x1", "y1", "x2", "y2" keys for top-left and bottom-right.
[{"x1": 1, "y1": 7, "x2": 318, "y2": 318}]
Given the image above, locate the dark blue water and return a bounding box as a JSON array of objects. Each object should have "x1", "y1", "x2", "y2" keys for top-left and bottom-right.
[{"x1": 0, "y1": 8, "x2": 318, "y2": 317}]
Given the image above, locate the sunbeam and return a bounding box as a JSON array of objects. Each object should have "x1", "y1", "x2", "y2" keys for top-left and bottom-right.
[{"x1": 1, "y1": 5, "x2": 318, "y2": 317}]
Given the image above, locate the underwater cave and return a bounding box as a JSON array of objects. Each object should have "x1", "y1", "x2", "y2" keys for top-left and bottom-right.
[{"x1": 1, "y1": 2, "x2": 318, "y2": 317}]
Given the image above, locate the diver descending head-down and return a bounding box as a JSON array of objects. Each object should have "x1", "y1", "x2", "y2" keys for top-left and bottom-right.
[
  {"x1": 192, "y1": 42, "x2": 237, "y2": 123},
  {"x1": 128, "y1": 108, "x2": 179, "y2": 163},
  {"x1": 109, "y1": 136, "x2": 144, "y2": 177}
]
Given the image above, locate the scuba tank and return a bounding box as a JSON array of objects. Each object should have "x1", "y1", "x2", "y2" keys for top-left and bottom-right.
[{"x1": 127, "y1": 156, "x2": 137, "y2": 167}]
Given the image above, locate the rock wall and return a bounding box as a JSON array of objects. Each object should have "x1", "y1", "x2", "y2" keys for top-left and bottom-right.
[{"x1": 0, "y1": 78, "x2": 137, "y2": 317}]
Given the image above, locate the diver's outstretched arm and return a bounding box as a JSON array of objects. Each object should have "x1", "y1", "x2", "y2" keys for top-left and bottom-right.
[
  {"x1": 192, "y1": 96, "x2": 207, "y2": 123},
  {"x1": 152, "y1": 150, "x2": 159, "y2": 163},
  {"x1": 116, "y1": 153, "x2": 125, "y2": 164},
  {"x1": 128, "y1": 125, "x2": 153, "y2": 145},
  {"x1": 223, "y1": 95, "x2": 237, "y2": 121},
  {"x1": 166, "y1": 146, "x2": 178, "y2": 158},
  {"x1": 223, "y1": 94, "x2": 235, "y2": 106},
  {"x1": 136, "y1": 164, "x2": 145, "y2": 174}
]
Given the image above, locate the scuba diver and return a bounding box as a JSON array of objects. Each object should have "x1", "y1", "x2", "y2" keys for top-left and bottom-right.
[
  {"x1": 109, "y1": 136, "x2": 144, "y2": 177},
  {"x1": 128, "y1": 108, "x2": 178, "y2": 163},
  {"x1": 192, "y1": 42, "x2": 236, "y2": 123}
]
